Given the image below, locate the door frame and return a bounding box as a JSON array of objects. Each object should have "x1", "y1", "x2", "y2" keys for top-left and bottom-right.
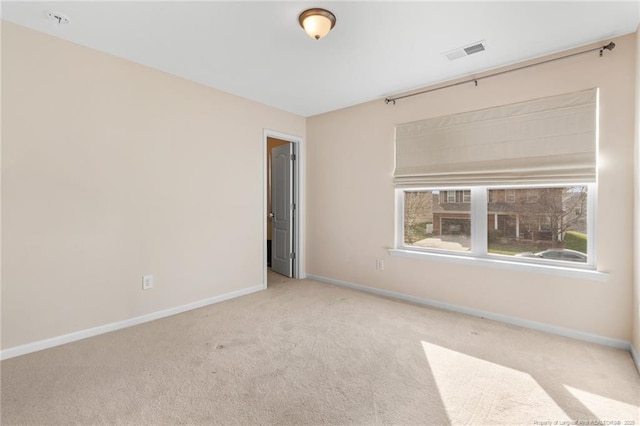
[{"x1": 263, "y1": 129, "x2": 305, "y2": 287}]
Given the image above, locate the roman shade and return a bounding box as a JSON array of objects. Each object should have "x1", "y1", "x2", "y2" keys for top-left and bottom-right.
[{"x1": 394, "y1": 88, "x2": 598, "y2": 187}]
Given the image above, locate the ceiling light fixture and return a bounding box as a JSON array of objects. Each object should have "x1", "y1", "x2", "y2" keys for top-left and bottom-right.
[{"x1": 298, "y1": 8, "x2": 336, "y2": 40}]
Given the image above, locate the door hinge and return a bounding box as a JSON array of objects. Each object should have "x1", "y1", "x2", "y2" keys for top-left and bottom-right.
[
  {"x1": 290, "y1": 154, "x2": 296, "y2": 161},
  {"x1": 291, "y1": 203, "x2": 296, "y2": 210},
  {"x1": 289, "y1": 252, "x2": 296, "y2": 259}
]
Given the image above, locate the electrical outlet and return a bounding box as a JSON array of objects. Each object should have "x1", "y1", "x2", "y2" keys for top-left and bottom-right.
[
  {"x1": 142, "y1": 275, "x2": 154, "y2": 290},
  {"x1": 376, "y1": 259, "x2": 384, "y2": 271}
]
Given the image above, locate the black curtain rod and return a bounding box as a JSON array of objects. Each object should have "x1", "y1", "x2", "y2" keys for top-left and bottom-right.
[{"x1": 384, "y1": 42, "x2": 615, "y2": 105}]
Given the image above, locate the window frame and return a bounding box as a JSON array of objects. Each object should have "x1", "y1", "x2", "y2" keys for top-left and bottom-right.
[
  {"x1": 395, "y1": 183, "x2": 596, "y2": 271},
  {"x1": 446, "y1": 190, "x2": 456, "y2": 203}
]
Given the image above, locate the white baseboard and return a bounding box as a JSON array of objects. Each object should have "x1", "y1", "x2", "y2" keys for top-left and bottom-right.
[
  {"x1": 631, "y1": 345, "x2": 640, "y2": 374},
  {"x1": 306, "y1": 274, "x2": 632, "y2": 351},
  {"x1": 0, "y1": 284, "x2": 264, "y2": 361}
]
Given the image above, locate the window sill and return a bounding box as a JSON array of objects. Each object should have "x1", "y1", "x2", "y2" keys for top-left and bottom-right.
[{"x1": 388, "y1": 249, "x2": 608, "y2": 282}]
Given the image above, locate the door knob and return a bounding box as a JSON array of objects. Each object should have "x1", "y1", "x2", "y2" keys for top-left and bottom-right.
[{"x1": 269, "y1": 212, "x2": 275, "y2": 218}]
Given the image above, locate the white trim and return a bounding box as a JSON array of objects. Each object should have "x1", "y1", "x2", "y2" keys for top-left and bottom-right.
[
  {"x1": 586, "y1": 181, "x2": 597, "y2": 269},
  {"x1": 0, "y1": 285, "x2": 264, "y2": 361},
  {"x1": 305, "y1": 274, "x2": 628, "y2": 350},
  {"x1": 395, "y1": 189, "x2": 405, "y2": 248},
  {"x1": 631, "y1": 345, "x2": 640, "y2": 375},
  {"x1": 263, "y1": 129, "x2": 306, "y2": 285},
  {"x1": 471, "y1": 187, "x2": 487, "y2": 256},
  {"x1": 389, "y1": 249, "x2": 607, "y2": 281}
]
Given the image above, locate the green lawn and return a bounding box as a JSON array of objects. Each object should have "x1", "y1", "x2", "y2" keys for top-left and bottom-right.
[
  {"x1": 564, "y1": 231, "x2": 587, "y2": 253},
  {"x1": 488, "y1": 241, "x2": 550, "y2": 255},
  {"x1": 488, "y1": 231, "x2": 587, "y2": 255}
]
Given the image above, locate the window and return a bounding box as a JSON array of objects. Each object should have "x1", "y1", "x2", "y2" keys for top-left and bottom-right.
[
  {"x1": 393, "y1": 89, "x2": 597, "y2": 270},
  {"x1": 446, "y1": 191, "x2": 456, "y2": 203},
  {"x1": 400, "y1": 185, "x2": 592, "y2": 266},
  {"x1": 487, "y1": 186, "x2": 589, "y2": 263},
  {"x1": 403, "y1": 190, "x2": 471, "y2": 253}
]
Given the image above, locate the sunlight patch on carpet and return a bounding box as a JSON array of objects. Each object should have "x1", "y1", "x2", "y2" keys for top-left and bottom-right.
[
  {"x1": 421, "y1": 341, "x2": 569, "y2": 424},
  {"x1": 564, "y1": 385, "x2": 639, "y2": 422}
]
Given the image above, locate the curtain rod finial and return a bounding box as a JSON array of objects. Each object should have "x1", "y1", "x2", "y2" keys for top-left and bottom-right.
[{"x1": 600, "y1": 42, "x2": 615, "y2": 57}]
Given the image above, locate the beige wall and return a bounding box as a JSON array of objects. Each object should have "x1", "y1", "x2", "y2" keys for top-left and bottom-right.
[
  {"x1": 307, "y1": 33, "x2": 637, "y2": 341},
  {"x1": 1, "y1": 22, "x2": 305, "y2": 350}
]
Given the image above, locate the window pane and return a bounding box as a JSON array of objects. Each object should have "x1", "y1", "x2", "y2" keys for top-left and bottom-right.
[
  {"x1": 404, "y1": 190, "x2": 471, "y2": 252},
  {"x1": 446, "y1": 190, "x2": 456, "y2": 203},
  {"x1": 487, "y1": 186, "x2": 588, "y2": 263}
]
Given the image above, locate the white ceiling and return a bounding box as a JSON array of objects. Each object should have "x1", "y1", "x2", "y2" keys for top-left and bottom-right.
[{"x1": 2, "y1": 1, "x2": 639, "y2": 117}]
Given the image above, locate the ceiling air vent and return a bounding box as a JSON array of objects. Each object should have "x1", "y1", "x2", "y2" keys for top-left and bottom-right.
[
  {"x1": 443, "y1": 41, "x2": 486, "y2": 61},
  {"x1": 464, "y1": 43, "x2": 485, "y2": 55}
]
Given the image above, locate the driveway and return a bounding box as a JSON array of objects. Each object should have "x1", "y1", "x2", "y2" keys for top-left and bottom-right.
[{"x1": 412, "y1": 235, "x2": 471, "y2": 251}]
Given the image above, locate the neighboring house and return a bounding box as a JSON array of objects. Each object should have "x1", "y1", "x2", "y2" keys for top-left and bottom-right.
[
  {"x1": 431, "y1": 190, "x2": 471, "y2": 236},
  {"x1": 431, "y1": 188, "x2": 587, "y2": 242}
]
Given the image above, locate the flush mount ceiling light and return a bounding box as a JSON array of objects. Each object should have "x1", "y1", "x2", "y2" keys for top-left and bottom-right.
[{"x1": 298, "y1": 8, "x2": 336, "y2": 40}]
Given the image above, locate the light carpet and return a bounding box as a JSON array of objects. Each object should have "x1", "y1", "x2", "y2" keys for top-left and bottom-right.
[{"x1": 1, "y1": 272, "x2": 639, "y2": 425}]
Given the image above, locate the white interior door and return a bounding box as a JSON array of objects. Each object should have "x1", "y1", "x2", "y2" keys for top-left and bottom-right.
[{"x1": 271, "y1": 143, "x2": 293, "y2": 277}]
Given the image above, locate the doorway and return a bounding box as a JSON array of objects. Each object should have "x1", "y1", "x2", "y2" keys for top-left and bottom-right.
[{"x1": 263, "y1": 130, "x2": 303, "y2": 287}]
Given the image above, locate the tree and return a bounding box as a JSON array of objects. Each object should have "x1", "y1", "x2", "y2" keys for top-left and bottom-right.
[
  {"x1": 515, "y1": 187, "x2": 587, "y2": 244},
  {"x1": 403, "y1": 191, "x2": 433, "y2": 244}
]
